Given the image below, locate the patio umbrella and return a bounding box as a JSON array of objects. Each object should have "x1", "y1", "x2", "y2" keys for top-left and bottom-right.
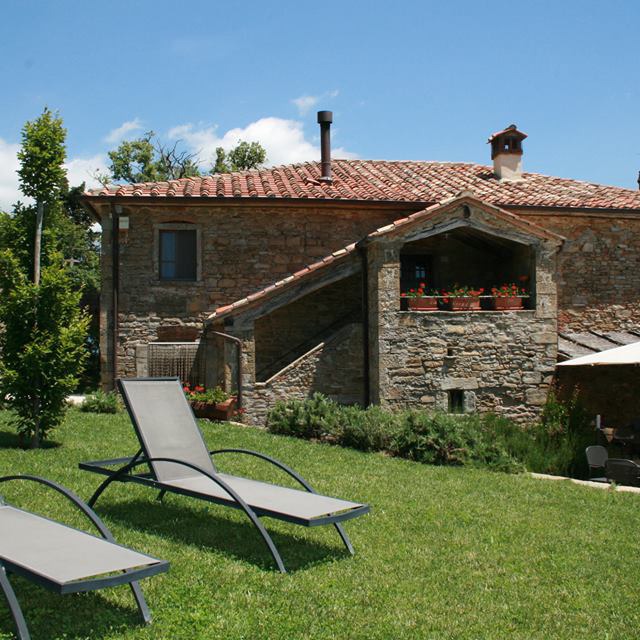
[{"x1": 557, "y1": 340, "x2": 640, "y2": 367}]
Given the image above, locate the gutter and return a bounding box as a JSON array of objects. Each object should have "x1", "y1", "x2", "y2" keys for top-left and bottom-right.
[
  {"x1": 111, "y1": 204, "x2": 120, "y2": 389},
  {"x1": 209, "y1": 330, "x2": 243, "y2": 410},
  {"x1": 81, "y1": 194, "x2": 640, "y2": 217}
]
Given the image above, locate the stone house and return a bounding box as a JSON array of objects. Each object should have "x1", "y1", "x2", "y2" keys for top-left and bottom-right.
[{"x1": 81, "y1": 116, "x2": 640, "y2": 425}]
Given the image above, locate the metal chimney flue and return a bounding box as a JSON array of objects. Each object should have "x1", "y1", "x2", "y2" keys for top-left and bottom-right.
[{"x1": 317, "y1": 110, "x2": 333, "y2": 182}]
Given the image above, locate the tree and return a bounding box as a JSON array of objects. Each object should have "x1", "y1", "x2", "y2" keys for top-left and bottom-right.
[
  {"x1": 105, "y1": 131, "x2": 202, "y2": 184},
  {"x1": 213, "y1": 141, "x2": 267, "y2": 173},
  {"x1": 17, "y1": 108, "x2": 67, "y2": 205},
  {"x1": 0, "y1": 109, "x2": 91, "y2": 446},
  {"x1": 17, "y1": 108, "x2": 67, "y2": 285},
  {"x1": 0, "y1": 251, "x2": 90, "y2": 447}
]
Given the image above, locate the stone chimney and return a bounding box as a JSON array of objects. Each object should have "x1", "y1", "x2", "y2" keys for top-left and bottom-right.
[{"x1": 488, "y1": 124, "x2": 527, "y2": 182}]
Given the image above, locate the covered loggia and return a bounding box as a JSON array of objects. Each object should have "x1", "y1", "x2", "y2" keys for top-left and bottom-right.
[{"x1": 400, "y1": 222, "x2": 536, "y2": 310}]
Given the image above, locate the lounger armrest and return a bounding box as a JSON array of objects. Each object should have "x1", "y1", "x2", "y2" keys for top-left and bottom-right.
[
  {"x1": 209, "y1": 448, "x2": 317, "y2": 494},
  {"x1": 0, "y1": 474, "x2": 116, "y2": 543}
]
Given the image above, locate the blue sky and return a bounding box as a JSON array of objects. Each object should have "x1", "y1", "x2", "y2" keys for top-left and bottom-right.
[{"x1": 1, "y1": 0, "x2": 638, "y2": 209}]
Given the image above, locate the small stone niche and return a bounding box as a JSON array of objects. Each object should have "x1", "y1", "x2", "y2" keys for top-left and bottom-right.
[{"x1": 448, "y1": 390, "x2": 465, "y2": 413}]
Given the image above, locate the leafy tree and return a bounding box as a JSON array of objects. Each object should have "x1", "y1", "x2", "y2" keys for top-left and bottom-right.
[
  {"x1": 105, "y1": 131, "x2": 202, "y2": 183},
  {"x1": 213, "y1": 141, "x2": 267, "y2": 173},
  {"x1": 0, "y1": 108, "x2": 92, "y2": 446},
  {"x1": 17, "y1": 107, "x2": 67, "y2": 206},
  {"x1": 0, "y1": 251, "x2": 90, "y2": 447}
]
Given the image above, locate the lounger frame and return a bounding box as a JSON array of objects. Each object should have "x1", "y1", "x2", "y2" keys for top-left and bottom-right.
[
  {"x1": 80, "y1": 377, "x2": 370, "y2": 573},
  {"x1": 0, "y1": 475, "x2": 168, "y2": 640}
]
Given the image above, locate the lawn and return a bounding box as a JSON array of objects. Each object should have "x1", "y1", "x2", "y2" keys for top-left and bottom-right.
[{"x1": 0, "y1": 409, "x2": 639, "y2": 640}]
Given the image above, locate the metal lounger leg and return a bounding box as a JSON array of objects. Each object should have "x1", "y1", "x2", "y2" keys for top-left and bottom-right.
[
  {"x1": 210, "y1": 448, "x2": 357, "y2": 555},
  {"x1": 128, "y1": 579, "x2": 151, "y2": 624},
  {"x1": 0, "y1": 564, "x2": 30, "y2": 640},
  {"x1": 88, "y1": 457, "x2": 288, "y2": 573},
  {"x1": 333, "y1": 523, "x2": 354, "y2": 555}
]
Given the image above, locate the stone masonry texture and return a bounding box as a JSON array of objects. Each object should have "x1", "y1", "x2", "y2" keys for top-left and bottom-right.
[{"x1": 95, "y1": 197, "x2": 640, "y2": 425}]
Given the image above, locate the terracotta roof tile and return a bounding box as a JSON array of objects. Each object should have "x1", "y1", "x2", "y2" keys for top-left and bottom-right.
[{"x1": 87, "y1": 160, "x2": 640, "y2": 211}]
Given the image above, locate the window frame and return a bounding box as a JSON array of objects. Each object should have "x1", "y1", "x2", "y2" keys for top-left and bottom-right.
[{"x1": 153, "y1": 222, "x2": 202, "y2": 284}]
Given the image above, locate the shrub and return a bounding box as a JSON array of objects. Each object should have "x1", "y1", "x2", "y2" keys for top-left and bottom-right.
[
  {"x1": 0, "y1": 252, "x2": 89, "y2": 447},
  {"x1": 522, "y1": 390, "x2": 592, "y2": 477},
  {"x1": 391, "y1": 411, "x2": 522, "y2": 472},
  {"x1": 266, "y1": 393, "x2": 592, "y2": 476},
  {"x1": 266, "y1": 396, "x2": 521, "y2": 472},
  {"x1": 81, "y1": 390, "x2": 121, "y2": 414},
  {"x1": 267, "y1": 393, "x2": 342, "y2": 440},
  {"x1": 339, "y1": 405, "x2": 402, "y2": 452}
]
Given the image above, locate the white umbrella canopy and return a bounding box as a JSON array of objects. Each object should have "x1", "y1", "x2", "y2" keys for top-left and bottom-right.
[{"x1": 557, "y1": 340, "x2": 640, "y2": 366}]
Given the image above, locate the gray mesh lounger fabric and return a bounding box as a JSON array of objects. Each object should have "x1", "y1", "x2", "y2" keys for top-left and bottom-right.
[
  {"x1": 81, "y1": 377, "x2": 370, "y2": 572},
  {"x1": 163, "y1": 473, "x2": 364, "y2": 522},
  {"x1": 0, "y1": 475, "x2": 169, "y2": 640},
  {"x1": 0, "y1": 506, "x2": 163, "y2": 586}
]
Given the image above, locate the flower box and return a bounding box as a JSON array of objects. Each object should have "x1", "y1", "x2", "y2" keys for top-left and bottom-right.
[
  {"x1": 408, "y1": 296, "x2": 438, "y2": 311},
  {"x1": 191, "y1": 397, "x2": 237, "y2": 421},
  {"x1": 443, "y1": 297, "x2": 481, "y2": 311},
  {"x1": 490, "y1": 297, "x2": 525, "y2": 310}
]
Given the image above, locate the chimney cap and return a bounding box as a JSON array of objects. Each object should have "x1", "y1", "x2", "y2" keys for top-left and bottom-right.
[
  {"x1": 487, "y1": 124, "x2": 527, "y2": 144},
  {"x1": 317, "y1": 110, "x2": 333, "y2": 124}
]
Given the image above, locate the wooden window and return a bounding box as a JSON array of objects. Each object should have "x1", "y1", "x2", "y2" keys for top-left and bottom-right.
[{"x1": 159, "y1": 229, "x2": 197, "y2": 281}]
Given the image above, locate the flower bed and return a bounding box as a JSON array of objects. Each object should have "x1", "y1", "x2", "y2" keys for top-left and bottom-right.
[{"x1": 183, "y1": 383, "x2": 236, "y2": 421}]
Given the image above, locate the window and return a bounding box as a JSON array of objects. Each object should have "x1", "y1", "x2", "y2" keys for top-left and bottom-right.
[
  {"x1": 400, "y1": 255, "x2": 432, "y2": 292},
  {"x1": 159, "y1": 229, "x2": 197, "y2": 281},
  {"x1": 448, "y1": 390, "x2": 464, "y2": 413}
]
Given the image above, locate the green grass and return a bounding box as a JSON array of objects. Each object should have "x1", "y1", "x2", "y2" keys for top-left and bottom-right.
[{"x1": 0, "y1": 409, "x2": 639, "y2": 640}]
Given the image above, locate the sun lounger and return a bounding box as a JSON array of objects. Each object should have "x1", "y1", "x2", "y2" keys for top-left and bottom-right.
[
  {"x1": 80, "y1": 377, "x2": 370, "y2": 573},
  {"x1": 0, "y1": 474, "x2": 168, "y2": 640}
]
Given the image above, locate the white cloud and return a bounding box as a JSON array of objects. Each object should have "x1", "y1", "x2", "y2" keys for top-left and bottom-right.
[
  {"x1": 292, "y1": 95, "x2": 319, "y2": 116},
  {"x1": 0, "y1": 138, "x2": 21, "y2": 211},
  {"x1": 292, "y1": 89, "x2": 340, "y2": 115},
  {"x1": 65, "y1": 154, "x2": 110, "y2": 190},
  {"x1": 104, "y1": 118, "x2": 143, "y2": 144},
  {"x1": 169, "y1": 116, "x2": 357, "y2": 169}
]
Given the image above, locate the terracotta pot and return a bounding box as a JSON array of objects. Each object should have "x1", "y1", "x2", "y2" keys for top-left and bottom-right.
[
  {"x1": 490, "y1": 297, "x2": 525, "y2": 310},
  {"x1": 407, "y1": 296, "x2": 438, "y2": 311},
  {"x1": 444, "y1": 297, "x2": 481, "y2": 311},
  {"x1": 191, "y1": 397, "x2": 237, "y2": 421}
]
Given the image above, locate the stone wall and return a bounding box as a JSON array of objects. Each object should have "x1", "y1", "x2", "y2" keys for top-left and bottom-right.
[
  {"x1": 254, "y1": 273, "x2": 362, "y2": 381},
  {"x1": 368, "y1": 202, "x2": 561, "y2": 422},
  {"x1": 378, "y1": 311, "x2": 556, "y2": 422},
  {"x1": 96, "y1": 201, "x2": 405, "y2": 386},
  {"x1": 519, "y1": 211, "x2": 640, "y2": 333},
  {"x1": 244, "y1": 323, "x2": 364, "y2": 425}
]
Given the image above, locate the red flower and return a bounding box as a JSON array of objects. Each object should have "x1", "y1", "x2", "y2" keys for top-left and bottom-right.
[
  {"x1": 194, "y1": 385, "x2": 205, "y2": 392},
  {"x1": 419, "y1": 282, "x2": 426, "y2": 288}
]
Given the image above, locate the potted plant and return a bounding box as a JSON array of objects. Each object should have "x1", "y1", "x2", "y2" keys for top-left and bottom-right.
[
  {"x1": 489, "y1": 281, "x2": 529, "y2": 310},
  {"x1": 183, "y1": 383, "x2": 237, "y2": 420},
  {"x1": 401, "y1": 282, "x2": 438, "y2": 311},
  {"x1": 441, "y1": 285, "x2": 484, "y2": 311}
]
